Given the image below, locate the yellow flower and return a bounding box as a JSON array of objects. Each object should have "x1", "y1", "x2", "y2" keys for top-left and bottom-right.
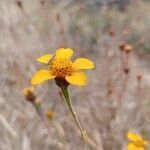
[
  {"x1": 31, "y1": 48, "x2": 94, "y2": 86},
  {"x1": 127, "y1": 131, "x2": 148, "y2": 150},
  {"x1": 46, "y1": 111, "x2": 54, "y2": 120}
]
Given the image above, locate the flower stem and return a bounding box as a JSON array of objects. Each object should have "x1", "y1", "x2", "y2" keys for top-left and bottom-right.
[
  {"x1": 61, "y1": 86, "x2": 86, "y2": 143},
  {"x1": 33, "y1": 102, "x2": 51, "y2": 134}
]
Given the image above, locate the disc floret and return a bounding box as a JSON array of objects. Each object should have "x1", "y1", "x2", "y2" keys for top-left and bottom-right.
[{"x1": 50, "y1": 58, "x2": 74, "y2": 78}]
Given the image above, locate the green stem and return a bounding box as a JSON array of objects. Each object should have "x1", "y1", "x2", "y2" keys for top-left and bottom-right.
[
  {"x1": 33, "y1": 102, "x2": 51, "y2": 134},
  {"x1": 61, "y1": 86, "x2": 86, "y2": 143}
]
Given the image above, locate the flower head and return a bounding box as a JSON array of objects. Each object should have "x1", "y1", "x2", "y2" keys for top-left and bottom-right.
[
  {"x1": 127, "y1": 131, "x2": 148, "y2": 150},
  {"x1": 31, "y1": 48, "x2": 94, "y2": 87},
  {"x1": 46, "y1": 111, "x2": 54, "y2": 120},
  {"x1": 22, "y1": 86, "x2": 36, "y2": 102}
]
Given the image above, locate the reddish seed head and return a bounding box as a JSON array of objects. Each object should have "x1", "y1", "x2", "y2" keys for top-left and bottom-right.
[
  {"x1": 124, "y1": 44, "x2": 133, "y2": 53},
  {"x1": 119, "y1": 42, "x2": 126, "y2": 51},
  {"x1": 124, "y1": 68, "x2": 130, "y2": 74},
  {"x1": 16, "y1": 0, "x2": 22, "y2": 8},
  {"x1": 136, "y1": 74, "x2": 142, "y2": 81}
]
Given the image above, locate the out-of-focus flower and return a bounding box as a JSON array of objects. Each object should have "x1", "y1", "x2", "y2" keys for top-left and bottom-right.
[
  {"x1": 46, "y1": 111, "x2": 54, "y2": 120},
  {"x1": 119, "y1": 42, "x2": 126, "y2": 51},
  {"x1": 118, "y1": 42, "x2": 133, "y2": 53},
  {"x1": 31, "y1": 48, "x2": 94, "y2": 87},
  {"x1": 22, "y1": 86, "x2": 36, "y2": 103},
  {"x1": 127, "y1": 131, "x2": 148, "y2": 150},
  {"x1": 124, "y1": 44, "x2": 133, "y2": 53}
]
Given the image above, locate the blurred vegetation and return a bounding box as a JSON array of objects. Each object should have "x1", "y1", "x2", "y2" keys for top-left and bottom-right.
[
  {"x1": 0, "y1": 0, "x2": 150, "y2": 150},
  {"x1": 63, "y1": 0, "x2": 150, "y2": 54}
]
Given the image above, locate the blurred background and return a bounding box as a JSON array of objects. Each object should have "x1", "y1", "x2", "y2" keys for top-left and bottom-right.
[{"x1": 0, "y1": 0, "x2": 150, "y2": 149}]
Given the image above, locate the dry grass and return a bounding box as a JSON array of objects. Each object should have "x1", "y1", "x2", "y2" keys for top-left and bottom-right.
[{"x1": 0, "y1": 0, "x2": 150, "y2": 150}]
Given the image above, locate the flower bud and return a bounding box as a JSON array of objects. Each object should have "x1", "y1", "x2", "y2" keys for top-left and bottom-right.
[
  {"x1": 22, "y1": 87, "x2": 36, "y2": 103},
  {"x1": 46, "y1": 111, "x2": 54, "y2": 120}
]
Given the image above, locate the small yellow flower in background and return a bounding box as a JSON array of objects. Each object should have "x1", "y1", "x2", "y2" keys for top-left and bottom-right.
[
  {"x1": 22, "y1": 86, "x2": 36, "y2": 103},
  {"x1": 127, "y1": 131, "x2": 148, "y2": 150},
  {"x1": 22, "y1": 86, "x2": 34, "y2": 96},
  {"x1": 31, "y1": 48, "x2": 94, "y2": 86},
  {"x1": 46, "y1": 111, "x2": 54, "y2": 120}
]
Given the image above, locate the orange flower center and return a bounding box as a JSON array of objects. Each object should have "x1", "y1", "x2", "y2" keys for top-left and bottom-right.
[
  {"x1": 135, "y1": 140, "x2": 145, "y2": 147},
  {"x1": 50, "y1": 58, "x2": 73, "y2": 78}
]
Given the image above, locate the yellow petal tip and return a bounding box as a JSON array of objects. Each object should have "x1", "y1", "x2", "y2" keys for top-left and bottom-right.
[
  {"x1": 37, "y1": 54, "x2": 52, "y2": 64},
  {"x1": 73, "y1": 58, "x2": 95, "y2": 70}
]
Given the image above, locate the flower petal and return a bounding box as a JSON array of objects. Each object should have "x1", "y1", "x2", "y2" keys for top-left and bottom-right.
[
  {"x1": 65, "y1": 71, "x2": 87, "y2": 86},
  {"x1": 136, "y1": 148, "x2": 145, "y2": 150},
  {"x1": 144, "y1": 140, "x2": 148, "y2": 146},
  {"x1": 127, "y1": 143, "x2": 145, "y2": 150},
  {"x1": 127, "y1": 132, "x2": 143, "y2": 142},
  {"x1": 73, "y1": 58, "x2": 95, "y2": 70},
  {"x1": 31, "y1": 70, "x2": 55, "y2": 85},
  {"x1": 37, "y1": 54, "x2": 53, "y2": 64},
  {"x1": 127, "y1": 143, "x2": 137, "y2": 150},
  {"x1": 56, "y1": 48, "x2": 73, "y2": 59}
]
